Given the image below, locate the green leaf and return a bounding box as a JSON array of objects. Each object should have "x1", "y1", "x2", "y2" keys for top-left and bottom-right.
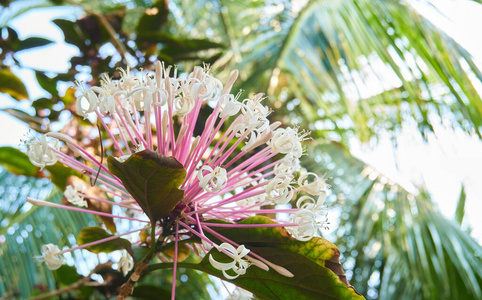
[
  {"x1": 52, "y1": 19, "x2": 86, "y2": 49},
  {"x1": 208, "y1": 247, "x2": 362, "y2": 300},
  {"x1": 132, "y1": 245, "x2": 151, "y2": 263},
  {"x1": 107, "y1": 149, "x2": 186, "y2": 222},
  {"x1": 35, "y1": 71, "x2": 59, "y2": 97},
  {"x1": 1, "y1": 108, "x2": 45, "y2": 132},
  {"x1": 16, "y1": 37, "x2": 54, "y2": 51},
  {"x1": 52, "y1": 265, "x2": 94, "y2": 298},
  {"x1": 455, "y1": 184, "x2": 466, "y2": 225},
  {"x1": 53, "y1": 265, "x2": 82, "y2": 286},
  {"x1": 182, "y1": 216, "x2": 362, "y2": 299},
  {"x1": 0, "y1": 69, "x2": 29, "y2": 100},
  {"x1": 206, "y1": 216, "x2": 338, "y2": 266},
  {"x1": 131, "y1": 284, "x2": 172, "y2": 300},
  {"x1": 136, "y1": 0, "x2": 169, "y2": 32},
  {"x1": 0, "y1": 146, "x2": 40, "y2": 177},
  {"x1": 45, "y1": 162, "x2": 82, "y2": 189},
  {"x1": 77, "y1": 227, "x2": 131, "y2": 254},
  {"x1": 150, "y1": 245, "x2": 363, "y2": 300}
]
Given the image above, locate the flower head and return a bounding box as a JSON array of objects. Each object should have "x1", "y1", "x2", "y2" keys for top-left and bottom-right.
[
  {"x1": 209, "y1": 243, "x2": 251, "y2": 280},
  {"x1": 34, "y1": 244, "x2": 63, "y2": 270},
  {"x1": 64, "y1": 183, "x2": 88, "y2": 207},
  {"x1": 23, "y1": 134, "x2": 59, "y2": 169},
  {"x1": 25, "y1": 63, "x2": 330, "y2": 297}
]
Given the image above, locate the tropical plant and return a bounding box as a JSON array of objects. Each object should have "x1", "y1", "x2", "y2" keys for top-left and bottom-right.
[{"x1": 0, "y1": 0, "x2": 481, "y2": 299}]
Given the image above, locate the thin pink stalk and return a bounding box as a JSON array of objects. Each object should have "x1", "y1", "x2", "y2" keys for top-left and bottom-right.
[
  {"x1": 79, "y1": 193, "x2": 143, "y2": 211},
  {"x1": 52, "y1": 149, "x2": 122, "y2": 187},
  {"x1": 115, "y1": 106, "x2": 138, "y2": 147},
  {"x1": 26, "y1": 198, "x2": 149, "y2": 223},
  {"x1": 114, "y1": 119, "x2": 133, "y2": 155},
  {"x1": 96, "y1": 110, "x2": 124, "y2": 155},
  {"x1": 145, "y1": 108, "x2": 153, "y2": 150},
  {"x1": 200, "y1": 222, "x2": 297, "y2": 228},
  {"x1": 56, "y1": 226, "x2": 149, "y2": 255},
  {"x1": 171, "y1": 223, "x2": 179, "y2": 300}
]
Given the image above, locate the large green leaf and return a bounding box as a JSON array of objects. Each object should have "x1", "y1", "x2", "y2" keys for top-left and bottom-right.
[
  {"x1": 181, "y1": 246, "x2": 362, "y2": 300},
  {"x1": 77, "y1": 227, "x2": 131, "y2": 254},
  {"x1": 0, "y1": 146, "x2": 40, "y2": 177},
  {"x1": 0, "y1": 69, "x2": 29, "y2": 100},
  {"x1": 206, "y1": 216, "x2": 342, "y2": 268},
  {"x1": 201, "y1": 216, "x2": 361, "y2": 299},
  {"x1": 107, "y1": 149, "x2": 186, "y2": 222}
]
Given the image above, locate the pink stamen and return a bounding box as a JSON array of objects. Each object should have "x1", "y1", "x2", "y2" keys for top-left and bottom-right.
[
  {"x1": 26, "y1": 198, "x2": 149, "y2": 223},
  {"x1": 56, "y1": 226, "x2": 149, "y2": 255},
  {"x1": 171, "y1": 223, "x2": 179, "y2": 300}
]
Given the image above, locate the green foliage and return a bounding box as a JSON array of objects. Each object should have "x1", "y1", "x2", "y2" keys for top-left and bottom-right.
[
  {"x1": 198, "y1": 247, "x2": 363, "y2": 300},
  {"x1": 77, "y1": 227, "x2": 131, "y2": 254},
  {"x1": 0, "y1": 146, "x2": 40, "y2": 176},
  {"x1": 16, "y1": 37, "x2": 53, "y2": 51},
  {"x1": 205, "y1": 0, "x2": 482, "y2": 142},
  {"x1": 107, "y1": 149, "x2": 186, "y2": 222},
  {"x1": 0, "y1": 68, "x2": 28, "y2": 100},
  {"x1": 304, "y1": 142, "x2": 482, "y2": 299},
  {"x1": 44, "y1": 162, "x2": 82, "y2": 189},
  {"x1": 455, "y1": 184, "x2": 466, "y2": 225},
  {"x1": 0, "y1": 169, "x2": 96, "y2": 298},
  {"x1": 1, "y1": 0, "x2": 482, "y2": 299},
  {"x1": 151, "y1": 216, "x2": 363, "y2": 299}
]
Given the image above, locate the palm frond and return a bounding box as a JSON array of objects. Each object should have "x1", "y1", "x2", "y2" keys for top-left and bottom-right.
[
  {"x1": 304, "y1": 143, "x2": 482, "y2": 299},
  {"x1": 207, "y1": 0, "x2": 482, "y2": 142},
  {"x1": 0, "y1": 168, "x2": 97, "y2": 298}
]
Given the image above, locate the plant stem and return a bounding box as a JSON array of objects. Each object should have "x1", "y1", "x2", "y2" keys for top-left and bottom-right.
[
  {"x1": 116, "y1": 222, "x2": 158, "y2": 300},
  {"x1": 29, "y1": 263, "x2": 112, "y2": 300}
]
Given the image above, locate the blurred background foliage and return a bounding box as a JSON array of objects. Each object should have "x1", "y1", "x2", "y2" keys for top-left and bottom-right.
[{"x1": 1, "y1": 0, "x2": 482, "y2": 299}]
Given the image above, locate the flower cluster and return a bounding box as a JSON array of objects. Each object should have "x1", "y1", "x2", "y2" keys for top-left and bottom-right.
[{"x1": 25, "y1": 63, "x2": 329, "y2": 297}]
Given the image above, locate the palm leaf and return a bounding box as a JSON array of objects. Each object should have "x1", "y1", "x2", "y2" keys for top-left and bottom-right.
[
  {"x1": 303, "y1": 143, "x2": 482, "y2": 299},
  {"x1": 0, "y1": 168, "x2": 97, "y2": 298},
  {"x1": 204, "y1": 0, "x2": 482, "y2": 142}
]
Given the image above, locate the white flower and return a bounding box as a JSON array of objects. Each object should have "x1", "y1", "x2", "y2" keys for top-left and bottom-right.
[
  {"x1": 64, "y1": 184, "x2": 87, "y2": 207},
  {"x1": 118, "y1": 67, "x2": 139, "y2": 91},
  {"x1": 297, "y1": 172, "x2": 328, "y2": 199},
  {"x1": 117, "y1": 251, "x2": 134, "y2": 276},
  {"x1": 35, "y1": 244, "x2": 63, "y2": 270},
  {"x1": 227, "y1": 287, "x2": 254, "y2": 300},
  {"x1": 296, "y1": 195, "x2": 319, "y2": 210},
  {"x1": 75, "y1": 85, "x2": 101, "y2": 117},
  {"x1": 219, "y1": 94, "x2": 242, "y2": 118},
  {"x1": 268, "y1": 127, "x2": 303, "y2": 158},
  {"x1": 25, "y1": 135, "x2": 59, "y2": 170},
  {"x1": 287, "y1": 209, "x2": 316, "y2": 241},
  {"x1": 266, "y1": 174, "x2": 295, "y2": 204},
  {"x1": 198, "y1": 166, "x2": 228, "y2": 193},
  {"x1": 274, "y1": 153, "x2": 300, "y2": 175},
  {"x1": 234, "y1": 94, "x2": 271, "y2": 137},
  {"x1": 174, "y1": 95, "x2": 196, "y2": 116},
  {"x1": 209, "y1": 243, "x2": 250, "y2": 280},
  {"x1": 131, "y1": 76, "x2": 168, "y2": 111}
]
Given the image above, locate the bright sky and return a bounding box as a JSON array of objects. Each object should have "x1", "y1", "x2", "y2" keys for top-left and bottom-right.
[{"x1": 0, "y1": 0, "x2": 482, "y2": 246}]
